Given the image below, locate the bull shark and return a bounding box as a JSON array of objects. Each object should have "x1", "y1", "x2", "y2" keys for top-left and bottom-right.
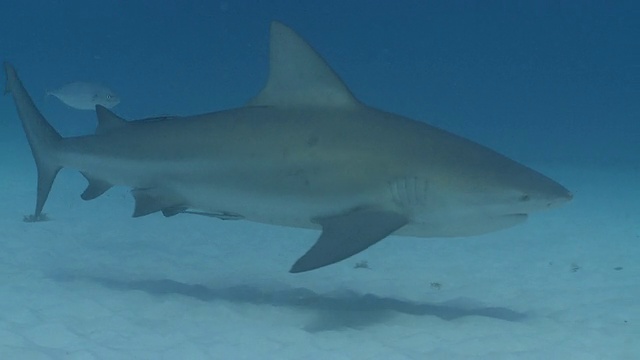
[{"x1": 4, "y1": 22, "x2": 572, "y2": 273}]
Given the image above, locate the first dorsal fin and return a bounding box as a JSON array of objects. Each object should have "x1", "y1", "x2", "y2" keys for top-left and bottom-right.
[
  {"x1": 248, "y1": 22, "x2": 360, "y2": 108},
  {"x1": 95, "y1": 105, "x2": 127, "y2": 134}
]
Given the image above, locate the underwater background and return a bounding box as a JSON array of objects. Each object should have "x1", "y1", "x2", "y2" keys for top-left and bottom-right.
[
  {"x1": 2, "y1": 1, "x2": 637, "y2": 166},
  {"x1": 0, "y1": 1, "x2": 638, "y2": 359}
]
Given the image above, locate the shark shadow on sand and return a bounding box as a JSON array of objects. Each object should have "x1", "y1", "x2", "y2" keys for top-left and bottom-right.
[{"x1": 51, "y1": 272, "x2": 526, "y2": 332}]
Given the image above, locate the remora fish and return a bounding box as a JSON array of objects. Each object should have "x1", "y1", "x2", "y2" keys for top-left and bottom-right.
[
  {"x1": 47, "y1": 82, "x2": 120, "y2": 110},
  {"x1": 4, "y1": 22, "x2": 571, "y2": 273}
]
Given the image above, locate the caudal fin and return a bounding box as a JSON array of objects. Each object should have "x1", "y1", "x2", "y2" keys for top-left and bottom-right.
[{"x1": 4, "y1": 62, "x2": 63, "y2": 219}]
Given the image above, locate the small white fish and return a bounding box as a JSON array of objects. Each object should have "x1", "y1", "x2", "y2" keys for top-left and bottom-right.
[{"x1": 47, "y1": 82, "x2": 120, "y2": 110}]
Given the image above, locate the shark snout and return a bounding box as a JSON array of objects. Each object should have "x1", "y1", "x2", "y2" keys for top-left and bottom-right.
[
  {"x1": 517, "y1": 178, "x2": 572, "y2": 211},
  {"x1": 546, "y1": 185, "x2": 573, "y2": 207}
]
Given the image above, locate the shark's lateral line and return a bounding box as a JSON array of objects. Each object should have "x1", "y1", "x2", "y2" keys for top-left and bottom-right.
[{"x1": 4, "y1": 22, "x2": 572, "y2": 273}]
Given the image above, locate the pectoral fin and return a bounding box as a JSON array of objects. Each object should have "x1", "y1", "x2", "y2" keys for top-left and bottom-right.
[{"x1": 290, "y1": 208, "x2": 408, "y2": 273}]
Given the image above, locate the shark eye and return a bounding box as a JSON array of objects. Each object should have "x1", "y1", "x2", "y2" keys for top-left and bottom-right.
[{"x1": 519, "y1": 194, "x2": 530, "y2": 202}]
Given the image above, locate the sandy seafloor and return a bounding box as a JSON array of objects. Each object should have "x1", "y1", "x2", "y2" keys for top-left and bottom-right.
[{"x1": 0, "y1": 120, "x2": 638, "y2": 359}]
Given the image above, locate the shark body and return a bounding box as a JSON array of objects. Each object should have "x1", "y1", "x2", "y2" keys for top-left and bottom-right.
[{"x1": 4, "y1": 22, "x2": 571, "y2": 273}]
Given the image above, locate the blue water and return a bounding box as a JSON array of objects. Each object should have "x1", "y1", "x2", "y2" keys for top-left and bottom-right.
[{"x1": 1, "y1": 1, "x2": 637, "y2": 166}]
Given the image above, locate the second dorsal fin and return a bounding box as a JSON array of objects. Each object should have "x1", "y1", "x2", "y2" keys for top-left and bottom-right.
[{"x1": 95, "y1": 105, "x2": 127, "y2": 134}]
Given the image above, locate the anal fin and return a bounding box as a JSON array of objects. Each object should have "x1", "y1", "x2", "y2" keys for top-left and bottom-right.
[
  {"x1": 161, "y1": 206, "x2": 188, "y2": 217},
  {"x1": 290, "y1": 208, "x2": 408, "y2": 273},
  {"x1": 131, "y1": 188, "x2": 185, "y2": 218},
  {"x1": 80, "y1": 173, "x2": 113, "y2": 200}
]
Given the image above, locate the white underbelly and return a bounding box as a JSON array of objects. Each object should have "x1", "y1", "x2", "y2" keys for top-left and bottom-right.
[{"x1": 175, "y1": 182, "x2": 376, "y2": 229}]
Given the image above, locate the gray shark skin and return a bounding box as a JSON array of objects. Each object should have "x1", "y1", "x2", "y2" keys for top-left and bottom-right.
[{"x1": 4, "y1": 22, "x2": 572, "y2": 273}]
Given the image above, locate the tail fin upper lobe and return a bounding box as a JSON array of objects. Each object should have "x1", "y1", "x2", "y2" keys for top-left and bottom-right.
[{"x1": 4, "y1": 62, "x2": 63, "y2": 219}]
